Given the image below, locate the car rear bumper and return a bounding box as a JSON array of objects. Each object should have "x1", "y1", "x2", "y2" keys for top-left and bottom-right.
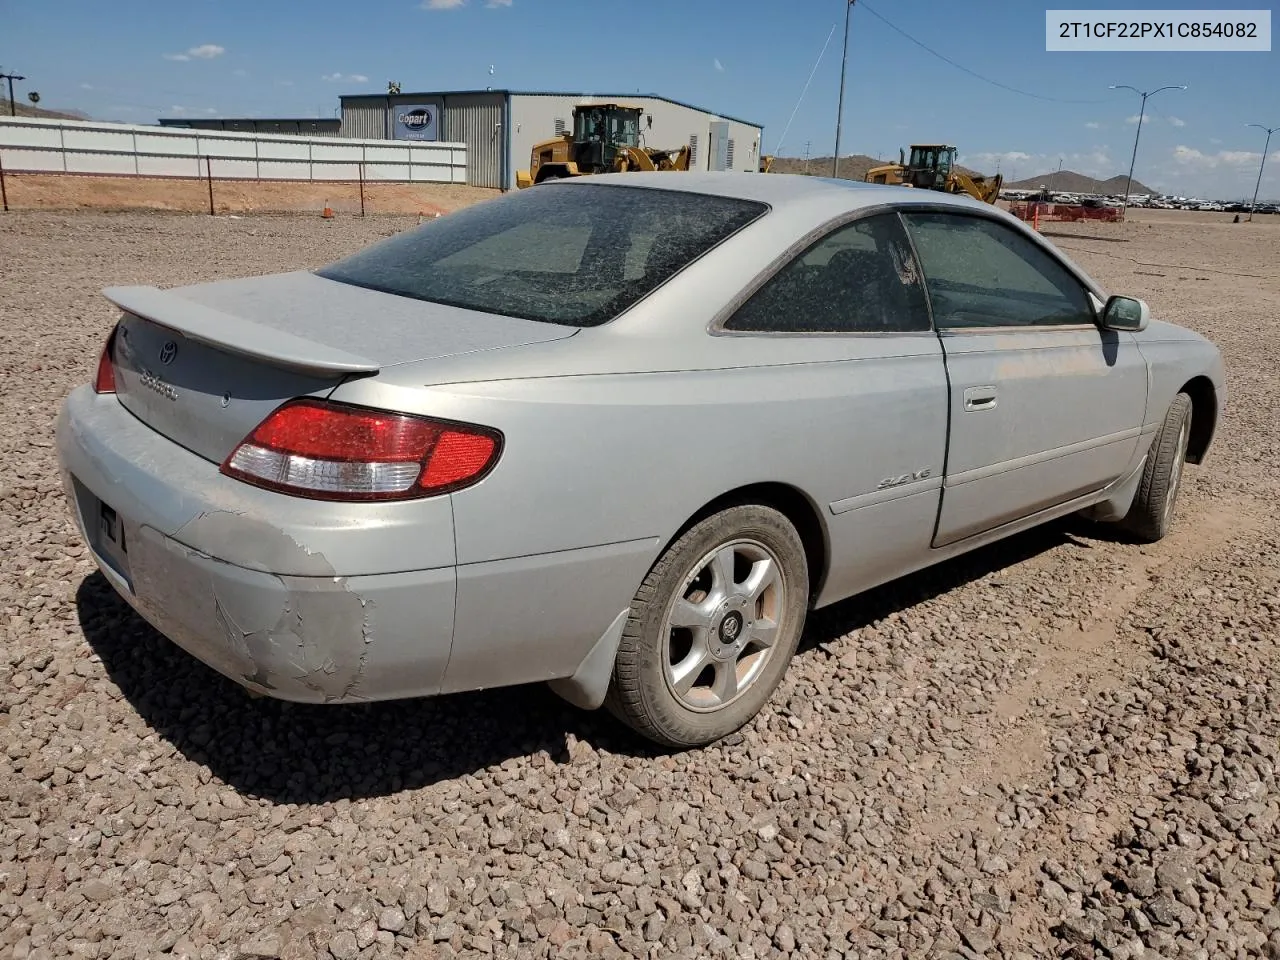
[
  {"x1": 55, "y1": 387, "x2": 657, "y2": 706},
  {"x1": 56, "y1": 386, "x2": 457, "y2": 703}
]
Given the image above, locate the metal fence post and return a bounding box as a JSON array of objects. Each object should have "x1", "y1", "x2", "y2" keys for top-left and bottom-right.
[
  {"x1": 0, "y1": 152, "x2": 8, "y2": 212},
  {"x1": 206, "y1": 155, "x2": 214, "y2": 215},
  {"x1": 359, "y1": 160, "x2": 366, "y2": 218}
]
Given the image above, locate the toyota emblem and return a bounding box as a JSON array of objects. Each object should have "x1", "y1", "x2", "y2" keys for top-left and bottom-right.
[{"x1": 158, "y1": 341, "x2": 177, "y2": 365}]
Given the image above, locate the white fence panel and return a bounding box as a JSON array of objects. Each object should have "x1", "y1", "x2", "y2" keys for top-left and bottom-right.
[
  {"x1": 259, "y1": 140, "x2": 309, "y2": 161},
  {"x1": 0, "y1": 117, "x2": 468, "y2": 185},
  {"x1": 2, "y1": 149, "x2": 62, "y2": 172},
  {"x1": 135, "y1": 131, "x2": 199, "y2": 156},
  {"x1": 258, "y1": 160, "x2": 312, "y2": 180},
  {"x1": 137, "y1": 154, "x2": 202, "y2": 177},
  {"x1": 66, "y1": 152, "x2": 135, "y2": 175}
]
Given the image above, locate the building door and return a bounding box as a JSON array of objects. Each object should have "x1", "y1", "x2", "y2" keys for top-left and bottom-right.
[{"x1": 708, "y1": 121, "x2": 730, "y2": 172}]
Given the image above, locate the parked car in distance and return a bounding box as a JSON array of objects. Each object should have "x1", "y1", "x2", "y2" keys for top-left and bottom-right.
[{"x1": 56, "y1": 173, "x2": 1226, "y2": 748}]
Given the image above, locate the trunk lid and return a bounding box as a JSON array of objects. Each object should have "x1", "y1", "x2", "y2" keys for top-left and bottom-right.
[{"x1": 104, "y1": 272, "x2": 577, "y2": 464}]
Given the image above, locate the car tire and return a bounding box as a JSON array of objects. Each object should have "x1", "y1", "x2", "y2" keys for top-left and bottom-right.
[
  {"x1": 604, "y1": 504, "x2": 809, "y2": 749},
  {"x1": 1120, "y1": 391, "x2": 1193, "y2": 543}
]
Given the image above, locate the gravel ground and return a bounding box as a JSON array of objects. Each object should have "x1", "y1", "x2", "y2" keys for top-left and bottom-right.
[{"x1": 1, "y1": 208, "x2": 1278, "y2": 960}]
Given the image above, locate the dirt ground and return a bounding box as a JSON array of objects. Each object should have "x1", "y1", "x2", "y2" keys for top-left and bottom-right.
[
  {"x1": 1, "y1": 173, "x2": 497, "y2": 216},
  {"x1": 0, "y1": 206, "x2": 1278, "y2": 960}
]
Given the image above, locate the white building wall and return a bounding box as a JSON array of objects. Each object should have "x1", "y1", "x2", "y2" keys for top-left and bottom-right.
[{"x1": 507, "y1": 94, "x2": 763, "y2": 189}]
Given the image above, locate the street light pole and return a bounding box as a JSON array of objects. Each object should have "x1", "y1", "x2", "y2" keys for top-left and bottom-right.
[
  {"x1": 832, "y1": 0, "x2": 856, "y2": 179},
  {"x1": 1245, "y1": 123, "x2": 1277, "y2": 222},
  {"x1": 1110, "y1": 83, "x2": 1185, "y2": 220}
]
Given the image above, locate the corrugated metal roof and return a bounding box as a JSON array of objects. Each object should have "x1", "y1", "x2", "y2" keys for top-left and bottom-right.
[{"x1": 338, "y1": 90, "x2": 763, "y2": 130}]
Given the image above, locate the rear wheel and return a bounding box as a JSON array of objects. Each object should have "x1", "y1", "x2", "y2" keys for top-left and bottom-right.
[
  {"x1": 605, "y1": 505, "x2": 809, "y2": 748},
  {"x1": 1120, "y1": 392, "x2": 1193, "y2": 542}
]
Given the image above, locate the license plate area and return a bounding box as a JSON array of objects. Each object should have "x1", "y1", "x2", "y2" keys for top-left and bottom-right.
[{"x1": 94, "y1": 497, "x2": 134, "y2": 590}]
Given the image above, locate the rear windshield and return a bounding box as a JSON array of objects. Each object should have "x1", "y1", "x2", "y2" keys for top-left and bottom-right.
[{"x1": 316, "y1": 183, "x2": 768, "y2": 327}]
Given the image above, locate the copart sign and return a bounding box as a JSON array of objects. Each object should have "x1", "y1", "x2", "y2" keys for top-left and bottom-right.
[{"x1": 392, "y1": 104, "x2": 439, "y2": 141}]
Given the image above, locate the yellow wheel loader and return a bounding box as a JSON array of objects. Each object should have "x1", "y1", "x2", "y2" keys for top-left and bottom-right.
[
  {"x1": 865, "y1": 144, "x2": 1003, "y2": 204},
  {"x1": 515, "y1": 103, "x2": 691, "y2": 188}
]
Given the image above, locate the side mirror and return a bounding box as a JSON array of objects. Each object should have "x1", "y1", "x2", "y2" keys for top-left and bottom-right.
[{"x1": 1101, "y1": 295, "x2": 1150, "y2": 332}]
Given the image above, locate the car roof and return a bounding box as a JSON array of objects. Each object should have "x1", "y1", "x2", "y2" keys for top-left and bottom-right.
[{"x1": 552, "y1": 171, "x2": 996, "y2": 216}]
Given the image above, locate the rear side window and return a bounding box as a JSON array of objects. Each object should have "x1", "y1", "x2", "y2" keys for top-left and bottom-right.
[
  {"x1": 724, "y1": 213, "x2": 931, "y2": 334},
  {"x1": 901, "y1": 212, "x2": 1095, "y2": 329},
  {"x1": 317, "y1": 184, "x2": 767, "y2": 327}
]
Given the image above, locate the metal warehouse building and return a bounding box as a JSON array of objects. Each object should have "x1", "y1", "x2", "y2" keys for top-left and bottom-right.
[{"x1": 338, "y1": 90, "x2": 764, "y2": 190}]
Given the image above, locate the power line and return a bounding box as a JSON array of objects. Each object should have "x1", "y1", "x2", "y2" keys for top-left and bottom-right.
[{"x1": 857, "y1": 1, "x2": 1115, "y2": 105}]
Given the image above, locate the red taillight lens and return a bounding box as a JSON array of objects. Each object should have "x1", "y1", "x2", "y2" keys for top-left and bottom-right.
[
  {"x1": 221, "y1": 399, "x2": 502, "y2": 501},
  {"x1": 93, "y1": 327, "x2": 118, "y2": 394}
]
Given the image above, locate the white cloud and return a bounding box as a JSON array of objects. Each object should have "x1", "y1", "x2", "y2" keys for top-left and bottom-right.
[
  {"x1": 322, "y1": 72, "x2": 369, "y2": 83},
  {"x1": 424, "y1": 0, "x2": 513, "y2": 8},
  {"x1": 968, "y1": 151, "x2": 1033, "y2": 167},
  {"x1": 1125, "y1": 114, "x2": 1144, "y2": 124},
  {"x1": 1210, "y1": 138, "x2": 1222, "y2": 144},
  {"x1": 1085, "y1": 121, "x2": 1101, "y2": 129},
  {"x1": 1173, "y1": 145, "x2": 1262, "y2": 168},
  {"x1": 278, "y1": 79, "x2": 295, "y2": 87},
  {"x1": 233, "y1": 69, "x2": 248, "y2": 78},
  {"x1": 79, "y1": 83, "x2": 93, "y2": 90},
  {"x1": 204, "y1": 107, "x2": 218, "y2": 115},
  {"x1": 714, "y1": 58, "x2": 724, "y2": 72},
  {"x1": 164, "y1": 43, "x2": 225, "y2": 62},
  {"x1": 169, "y1": 105, "x2": 188, "y2": 114},
  {"x1": 1168, "y1": 116, "x2": 1186, "y2": 127}
]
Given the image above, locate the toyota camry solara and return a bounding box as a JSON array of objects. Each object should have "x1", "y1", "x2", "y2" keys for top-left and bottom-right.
[{"x1": 56, "y1": 172, "x2": 1225, "y2": 748}]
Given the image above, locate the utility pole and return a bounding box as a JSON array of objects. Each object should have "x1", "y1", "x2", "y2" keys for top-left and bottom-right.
[
  {"x1": 1245, "y1": 123, "x2": 1277, "y2": 222},
  {"x1": 1110, "y1": 83, "x2": 1186, "y2": 219},
  {"x1": 804, "y1": 140, "x2": 812, "y2": 175},
  {"x1": 0, "y1": 69, "x2": 27, "y2": 117},
  {"x1": 832, "y1": 0, "x2": 856, "y2": 179}
]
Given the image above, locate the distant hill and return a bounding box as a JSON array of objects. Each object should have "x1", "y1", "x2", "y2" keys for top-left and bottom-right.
[
  {"x1": 0, "y1": 100, "x2": 90, "y2": 121},
  {"x1": 768, "y1": 154, "x2": 988, "y2": 181},
  {"x1": 1005, "y1": 169, "x2": 1156, "y2": 195}
]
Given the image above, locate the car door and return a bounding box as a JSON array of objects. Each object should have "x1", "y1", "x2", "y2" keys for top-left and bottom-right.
[
  {"x1": 719, "y1": 211, "x2": 949, "y2": 605},
  {"x1": 900, "y1": 209, "x2": 1148, "y2": 547}
]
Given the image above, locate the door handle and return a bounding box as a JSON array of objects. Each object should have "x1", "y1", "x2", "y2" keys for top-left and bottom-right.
[{"x1": 963, "y1": 386, "x2": 998, "y2": 412}]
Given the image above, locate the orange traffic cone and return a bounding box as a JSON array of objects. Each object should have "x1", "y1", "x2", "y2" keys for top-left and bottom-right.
[{"x1": 322, "y1": 203, "x2": 334, "y2": 219}]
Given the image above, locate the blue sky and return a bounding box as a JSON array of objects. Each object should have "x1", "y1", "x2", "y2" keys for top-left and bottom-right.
[{"x1": 5, "y1": 0, "x2": 1278, "y2": 198}]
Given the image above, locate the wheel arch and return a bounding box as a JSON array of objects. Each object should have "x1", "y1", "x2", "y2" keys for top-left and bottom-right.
[
  {"x1": 1180, "y1": 375, "x2": 1218, "y2": 464},
  {"x1": 663, "y1": 482, "x2": 830, "y2": 607}
]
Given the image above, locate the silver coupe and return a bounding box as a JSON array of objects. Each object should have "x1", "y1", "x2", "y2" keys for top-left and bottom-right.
[{"x1": 56, "y1": 172, "x2": 1226, "y2": 748}]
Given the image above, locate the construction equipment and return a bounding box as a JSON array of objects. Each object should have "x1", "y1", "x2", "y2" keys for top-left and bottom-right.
[
  {"x1": 515, "y1": 103, "x2": 690, "y2": 188},
  {"x1": 864, "y1": 144, "x2": 1003, "y2": 204}
]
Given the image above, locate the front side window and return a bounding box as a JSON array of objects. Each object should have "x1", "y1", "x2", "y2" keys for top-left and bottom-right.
[
  {"x1": 901, "y1": 212, "x2": 1096, "y2": 329},
  {"x1": 724, "y1": 213, "x2": 931, "y2": 334},
  {"x1": 317, "y1": 184, "x2": 767, "y2": 328}
]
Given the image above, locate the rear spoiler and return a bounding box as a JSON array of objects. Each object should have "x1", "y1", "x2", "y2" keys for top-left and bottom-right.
[{"x1": 102, "y1": 285, "x2": 381, "y2": 376}]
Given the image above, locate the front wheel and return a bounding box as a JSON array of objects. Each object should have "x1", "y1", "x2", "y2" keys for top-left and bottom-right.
[
  {"x1": 1120, "y1": 392, "x2": 1193, "y2": 542},
  {"x1": 605, "y1": 505, "x2": 809, "y2": 748}
]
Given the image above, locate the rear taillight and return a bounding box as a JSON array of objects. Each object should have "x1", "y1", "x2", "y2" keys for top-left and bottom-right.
[
  {"x1": 93, "y1": 327, "x2": 118, "y2": 394},
  {"x1": 220, "y1": 399, "x2": 502, "y2": 501}
]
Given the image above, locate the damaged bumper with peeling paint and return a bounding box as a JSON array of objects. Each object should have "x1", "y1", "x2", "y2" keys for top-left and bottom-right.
[{"x1": 56, "y1": 386, "x2": 458, "y2": 703}]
